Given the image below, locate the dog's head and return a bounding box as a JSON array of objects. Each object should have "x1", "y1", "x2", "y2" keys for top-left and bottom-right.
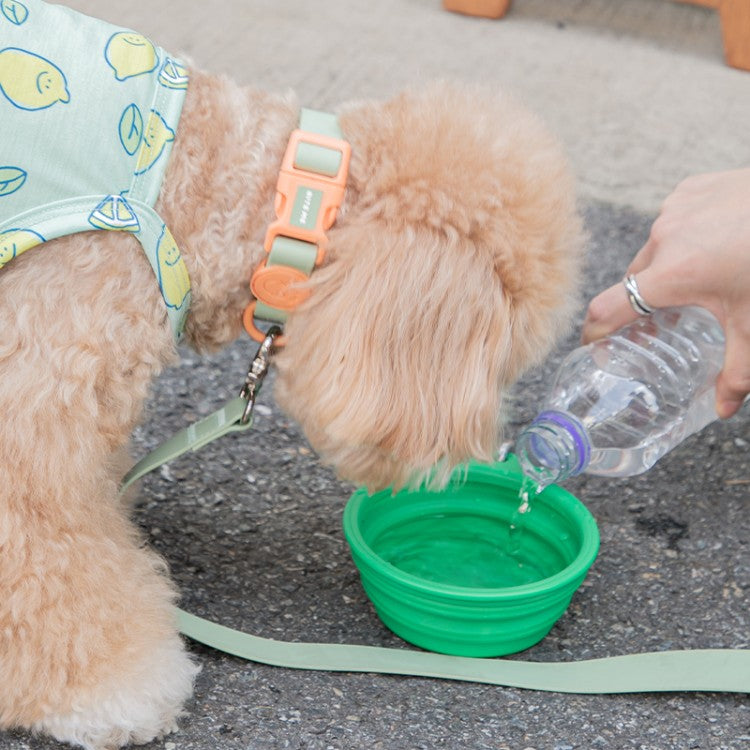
[{"x1": 273, "y1": 82, "x2": 584, "y2": 491}]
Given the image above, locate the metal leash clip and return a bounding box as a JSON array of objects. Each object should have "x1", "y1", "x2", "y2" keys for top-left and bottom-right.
[{"x1": 239, "y1": 325, "x2": 282, "y2": 424}]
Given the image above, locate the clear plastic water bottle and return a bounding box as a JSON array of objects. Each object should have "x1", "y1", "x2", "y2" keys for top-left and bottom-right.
[{"x1": 516, "y1": 306, "x2": 726, "y2": 489}]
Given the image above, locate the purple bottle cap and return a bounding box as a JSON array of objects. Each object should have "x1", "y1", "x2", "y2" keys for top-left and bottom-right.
[{"x1": 534, "y1": 410, "x2": 591, "y2": 475}]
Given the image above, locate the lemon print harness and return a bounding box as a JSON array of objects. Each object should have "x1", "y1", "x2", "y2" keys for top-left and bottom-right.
[{"x1": 0, "y1": 0, "x2": 190, "y2": 340}]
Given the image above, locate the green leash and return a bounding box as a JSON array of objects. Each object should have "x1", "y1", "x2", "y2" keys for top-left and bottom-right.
[
  {"x1": 175, "y1": 611, "x2": 748, "y2": 694},
  {"x1": 121, "y1": 329, "x2": 749, "y2": 695}
]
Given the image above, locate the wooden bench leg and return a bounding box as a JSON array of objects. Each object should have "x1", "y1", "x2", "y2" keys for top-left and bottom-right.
[
  {"x1": 442, "y1": 0, "x2": 512, "y2": 19},
  {"x1": 719, "y1": 0, "x2": 750, "y2": 70},
  {"x1": 442, "y1": 0, "x2": 750, "y2": 72}
]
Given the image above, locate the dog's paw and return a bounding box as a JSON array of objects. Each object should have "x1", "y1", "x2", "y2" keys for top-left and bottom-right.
[{"x1": 32, "y1": 635, "x2": 199, "y2": 750}]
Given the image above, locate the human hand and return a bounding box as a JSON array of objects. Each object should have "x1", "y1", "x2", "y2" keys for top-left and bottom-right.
[{"x1": 581, "y1": 168, "x2": 750, "y2": 418}]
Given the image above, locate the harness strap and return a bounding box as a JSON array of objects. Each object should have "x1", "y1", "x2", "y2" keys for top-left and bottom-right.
[
  {"x1": 121, "y1": 370, "x2": 750, "y2": 694},
  {"x1": 0, "y1": 194, "x2": 191, "y2": 341}
]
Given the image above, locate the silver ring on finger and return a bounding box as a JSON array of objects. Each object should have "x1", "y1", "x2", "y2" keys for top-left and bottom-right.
[{"x1": 623, "y1": 273, "x2": 655, "y2": 316}]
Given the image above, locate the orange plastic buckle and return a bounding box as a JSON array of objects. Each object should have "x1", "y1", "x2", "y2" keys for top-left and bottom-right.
[
  {"x1": 244, "y1": 127, "x2": 351, "y2": 343},
  {"x1": 265, "y1": 129, "x2": 351, "y2": 261}
]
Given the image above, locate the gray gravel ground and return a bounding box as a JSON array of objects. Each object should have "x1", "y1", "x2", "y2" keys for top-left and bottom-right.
[{"x1": 5, "y1": 201, "x2": 748, "y2": 750}]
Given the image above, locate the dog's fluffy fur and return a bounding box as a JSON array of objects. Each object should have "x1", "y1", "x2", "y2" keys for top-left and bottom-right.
[{"x1": 0, "y1": 60, "x2": 583, "y2": 748}]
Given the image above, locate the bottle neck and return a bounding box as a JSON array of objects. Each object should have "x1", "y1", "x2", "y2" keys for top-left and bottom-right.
[{"x1": 516, "y1": 410, "x2": 591, "y2": 488}]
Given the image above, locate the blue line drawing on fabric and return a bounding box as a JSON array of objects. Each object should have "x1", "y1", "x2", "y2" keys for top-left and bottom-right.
[
  {"x1": 105, "y1": 32, "x2": 158, "y2": 81},
  {"x1": 134, "y1": 110, "x2": 175, "y2": 175},
  {"x1": 158, "y1": 58, "x2": 188, "y2": 90},
  {"x1": 0, "y1": 48, "x2": 70, "y2": 110},
  {"x1": 156, "y1": 224, "x2": 190, "y2": 309},
  {"x1": 1, "y1": 0, "x2": 29, "y2": 26},
  {"x1": 0, "y1": 227, "x2": 44, "y2": 267},
  {"x1": 0, "y1": 166, "x2": 27, "y2": 197},
  {"x1": 119, "y1": 103, "x2": 144, "y2": 156},
  {"x1": 88, "y1": 195, "x2": 141, "y2": 232}
]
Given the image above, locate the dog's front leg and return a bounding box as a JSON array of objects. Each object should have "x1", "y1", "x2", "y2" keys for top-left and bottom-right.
[
  {"x1": 0, "y1": 448, "x2": 199, "y2": 749},
  {"x1": 0, "y1": 340, "x2": 199, "y2": 750}
]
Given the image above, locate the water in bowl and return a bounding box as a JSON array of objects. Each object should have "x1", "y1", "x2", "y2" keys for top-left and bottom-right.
[{"x1": 375, "y1": 511, "x2": 548, "y2": 588}]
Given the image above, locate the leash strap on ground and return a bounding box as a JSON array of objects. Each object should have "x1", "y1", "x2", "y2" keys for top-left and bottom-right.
[
  {"x1": 123, "y1": 397, "x2": 750, "y2": 695},
  {"x1": 176, "y1": 609, "x2": 749, "y2": 694}
]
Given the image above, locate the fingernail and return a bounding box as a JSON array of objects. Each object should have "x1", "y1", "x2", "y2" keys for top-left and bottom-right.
[{"x1": 581, "y1": 322, "x2": 602, "y2": 344}]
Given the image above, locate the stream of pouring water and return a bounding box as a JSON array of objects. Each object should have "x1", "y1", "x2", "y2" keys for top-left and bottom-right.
[{"x1": 508, "y1": 473, "x2": 549, "y2": 555}]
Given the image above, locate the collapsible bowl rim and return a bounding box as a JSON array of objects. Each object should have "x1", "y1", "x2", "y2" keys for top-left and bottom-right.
[{"x1": 343, "y1": 460, "x2": 600, "y2": 601}]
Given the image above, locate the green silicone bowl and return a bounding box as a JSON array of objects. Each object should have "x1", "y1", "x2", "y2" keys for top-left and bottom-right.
[{"x1": 343, "y1": 458, "x2": 599, "y2": 657}]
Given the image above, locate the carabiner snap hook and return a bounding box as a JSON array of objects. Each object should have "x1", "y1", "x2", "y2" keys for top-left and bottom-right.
[{"x1": 239, "y1": 325, "x2": 282, "y2": 424}]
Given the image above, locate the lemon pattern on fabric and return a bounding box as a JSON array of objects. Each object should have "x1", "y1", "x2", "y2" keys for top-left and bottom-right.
[
  {"x1": 0, "y1": 228, "x2": 44, "y2": 267},
  {"x1": 0, "y1": 166, "x2": 27, "y2": 197},
  {"x1": 158, "y1": 58, "x2": 188, "y2": 90},
  {"x1": 0, "y1": 47, "x2": 69, "y2": 110},
  {"x1": 156, "y1": 225, "x2": 190, "y2": 309},
  {"x1": 135, "y1": 110, "x2": 175, "y2": 174},
  {"x1": 119, "y1": 103, "x2": 144, "y2": 156},
  {"x1": 105, "y1": 32, "x2": 158, "y2": 81},
  {"x1": 88, "y1": 195, "x2": 141, "y2": 232},
  {"x1": 0, "y1": 0, "x2": 190, "y2": 340},
  {"x1": 1, "y1": 0, "x2": 30, "y2": 26}
]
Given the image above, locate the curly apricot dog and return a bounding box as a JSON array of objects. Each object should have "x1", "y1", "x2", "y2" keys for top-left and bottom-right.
[{"x1": 0, "y1": 3, "x2": 582, "y2": 747}]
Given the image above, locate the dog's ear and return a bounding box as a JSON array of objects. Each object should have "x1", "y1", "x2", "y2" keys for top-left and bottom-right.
[
  {"x1": 274, "y1": 219, "x2": 514, "y2": 490},
  {"x1": 274, "y1": 82, "x2": 584, "y2": 491}
]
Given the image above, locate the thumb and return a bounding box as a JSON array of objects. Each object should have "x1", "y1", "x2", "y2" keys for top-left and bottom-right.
[
  {"x1": 581, "y1": 270, "x2": 660, "y2": 344},
  {"x1": 715, "y1": 324, "x2": 750, "y2": 418}
]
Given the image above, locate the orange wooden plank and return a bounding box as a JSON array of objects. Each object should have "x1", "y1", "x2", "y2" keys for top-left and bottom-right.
[
  {"x1": 442, "y1": 0, "x2": 512, "y2": 18},
  {"x1": 719, "y1": 0, "x2": 750, "y2": 70}
]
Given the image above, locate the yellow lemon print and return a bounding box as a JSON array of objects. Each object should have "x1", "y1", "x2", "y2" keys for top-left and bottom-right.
[
  {"x1": 158, "y1": 58, "x2": 189, "y2": 90},
  {"x1": 105, "y1": 32, "x2": 158, "y2": 81},
  {"x1": 88, "y1": 195, "x2": 140, "y2": 232},
  {"x1": 0, "y1": 47, "x2": 70, "y2": 110},
  {"x1": 156, "y1": 226, "x2": 190, "y2": 309},
  {"x1": 135, "y1": 110, "x2": 175, "y2": 174},
  {"x1": 0, "y1": 228, "x2": 44, "y2": 268}
]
